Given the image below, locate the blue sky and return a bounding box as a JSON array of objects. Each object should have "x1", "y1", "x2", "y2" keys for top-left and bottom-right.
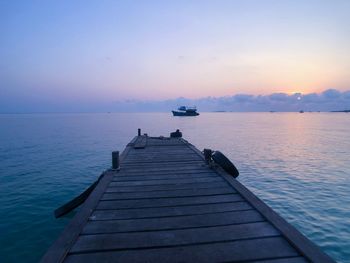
[{"x1": 1, "y1": 0, "x2": 349, "y2": 112}]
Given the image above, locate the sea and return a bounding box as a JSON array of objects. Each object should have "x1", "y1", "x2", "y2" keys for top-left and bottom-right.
[{"x1": 0, "y1": 112, "x2": 349, "y2": 262}]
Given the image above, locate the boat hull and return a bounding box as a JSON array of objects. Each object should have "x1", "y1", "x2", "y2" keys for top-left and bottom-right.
[{"x1": 172, "y1": 111, "x2": 199, "y2": 116}]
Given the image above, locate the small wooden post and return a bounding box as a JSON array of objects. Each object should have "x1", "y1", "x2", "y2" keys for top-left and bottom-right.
[
  {"x1": 138, "y1": 128, "x2": 141, "y2": 136},
  {"x1": 203, "y1": 148, "x2": 212, "y2": 164},
  {"x1": 112, "y1": 151, "x2": 120, "y2": 169}
]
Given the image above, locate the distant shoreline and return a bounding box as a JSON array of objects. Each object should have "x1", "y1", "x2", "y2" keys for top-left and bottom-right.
[
  {"x1": 330, "y1": 110, "x2": 350, "y2": 113},
  {"x1": 1, "y1": 110, "x2": 350, "y2": 114}
]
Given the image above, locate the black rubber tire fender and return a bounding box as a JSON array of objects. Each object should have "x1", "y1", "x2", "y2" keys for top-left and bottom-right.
[{"x1": 212, "y1": 151, "x2": 239, "y2": 178}]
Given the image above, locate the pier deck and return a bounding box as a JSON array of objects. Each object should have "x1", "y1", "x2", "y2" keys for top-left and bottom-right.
[{"x1": 42, "y1": 135, "x2": 334, "y2": 262}]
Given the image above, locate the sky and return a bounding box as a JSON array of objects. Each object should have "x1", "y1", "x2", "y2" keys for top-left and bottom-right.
[{"x1": 1, "y1": 0, "x2": 349, "y2": 112}]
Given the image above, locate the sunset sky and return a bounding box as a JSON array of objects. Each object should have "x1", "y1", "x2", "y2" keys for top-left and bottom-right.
[{"x1": 1, "y1": 0, "x2": 349, "y2": 112}]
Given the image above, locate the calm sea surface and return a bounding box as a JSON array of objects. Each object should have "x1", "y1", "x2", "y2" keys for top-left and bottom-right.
[{"x1": 0, "y1": 112, "x2": 349, "y2": 262}]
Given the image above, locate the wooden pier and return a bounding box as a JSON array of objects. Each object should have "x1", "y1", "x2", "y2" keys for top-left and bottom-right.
[{"x1": 42, "y1": 132, "x2": 334, "y2": 262}]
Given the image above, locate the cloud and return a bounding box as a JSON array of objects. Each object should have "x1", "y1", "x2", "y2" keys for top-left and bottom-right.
[
  {"x1": 111, "y1": 89, "x2": 350, "y2": 112},
  {"x1": 268, "y1": 93, "x2": 291, "y2": 102},
  {"x1": 321, "y1": 89, "x2": 341, "y2": 99},
  {"x1": 1, "y1": 88, "x2": 349, "y2": 113},
  {"x1": 233, "y1": 94, "x2": 254, "y2": 103}
]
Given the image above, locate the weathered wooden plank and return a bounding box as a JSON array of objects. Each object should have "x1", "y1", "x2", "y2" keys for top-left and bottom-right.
[
  {"x1": 122, "y1": 165, "x2": 206, "y2": 171},
  {"x1": 145, "y1": 143, "x2": 187, "y2": 147},
  {"x1": 122, "y1": 160, "x2": 203, "y2": 166},
  {"x1": 105, "y1": 181, "x2": 230, "y2": 193},
  {"x1": 126, "y1": 150, "x2": 196, "y2": 155},
  {"x1": 112, "y1": 172, "x2": 217, "y2": 181},
  {"x1": 90, "y1": 201, "x2": 252, "y2": 220},
  {"x1": 123, "y1": 157, "x2": 200, "y2": 163},
  {"x1": 126, "y1": 152, "x2": 199, "y2": 157},
  {"x1": 127, "y1": 148, "x2": 194, "y2": 153},
  {"x1": 125, "y1": 155, "x2": 201, "y2": 160},
  {"x1": 119, "y1": 166, "x2": 208, "y2": 174},
  {"x1": 145, "y1": 139, "x2": 185, "y2": 146},
  {"x1": 72, "y1": 222, "x2": 280, "y2": 252},
  {"x1": 115, "y1": 169, "x2": 215, "y2": 176},
  {"x1": 122, "y1": 160, "x2": 204, "y2": 165},
  {"x1": 109, "y1": 176, "x2": 223, "y2": 187},
  {"x1": 123, "y1": 158, "x2": 203, "y2": 167},
  {"x1": 126, "y1": 152, "x2": 196, "y2": 156},
  {"x1": 128, "y1": 146, "x2": 188, "y2": 150},
  {"x1": 82, "y1": 210, "x2": 263, "y2": 234},
  {"x1": 133, "y1": 136, "x2": 147, "y2": 149},
  {"x1": 121, "y1": 162, "x2": 206, "y2": 168},
  {"x1": 126, "y1": 152, "x2": 196, "y2": 157},
  {"x1": 54, "y1": 177, "x2": 100, "y2": 218},
  {"x1": 123, "y1": 155, "x2": 201, "y2": 160},
  {"x1": 97, "y1": 194, "x2": 243, "y2": 209},
  {"x1": 101, "y1": 186, "x2": 235, "y2": 200},
  {"x1": 39, "y1": 172, "x2": 111, "y2": 262},
  {"x1": 250, "y1": 257, "x2": 309, "y2": 263},
  {"x1": 116, "y1": 168, "x2": 211, "y2": 176},
  {"x1": 134, "y1": 141, "x2": 185, "y2": 144},
  {"x1": 145, "y1": 138, "x2": 184, "y2": 145},
  {"x1": 111, "y1": 175, "x2": 216, "y2": 183},
  {"x1": 123, "y1": 157, "x2": 202, "y2": 163},
  {"x1": 145, "y1": 144, "x2": 188, "y2": 147},
  {"x1": 65, "y1": 237, "x2": 299, "y2": 263},
  {"x1": 124, "y1": 152, "x2": 201, "y2": 158}
]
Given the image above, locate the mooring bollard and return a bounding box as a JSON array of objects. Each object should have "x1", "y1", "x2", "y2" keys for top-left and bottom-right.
[
  {"x1": 203, "y1": 148, "x2": 212, "y2": 164},
  {"x1": 112, "y1": 151, "x2": 120, "y2": 169},
  {"x1": 138, "y1": 128, "x2": 141, "y2": 136}
]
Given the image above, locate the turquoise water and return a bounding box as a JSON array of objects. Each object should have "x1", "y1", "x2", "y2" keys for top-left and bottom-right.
[{"x1": 0, "y1": 112, "x2": 349, "y2": 262}]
